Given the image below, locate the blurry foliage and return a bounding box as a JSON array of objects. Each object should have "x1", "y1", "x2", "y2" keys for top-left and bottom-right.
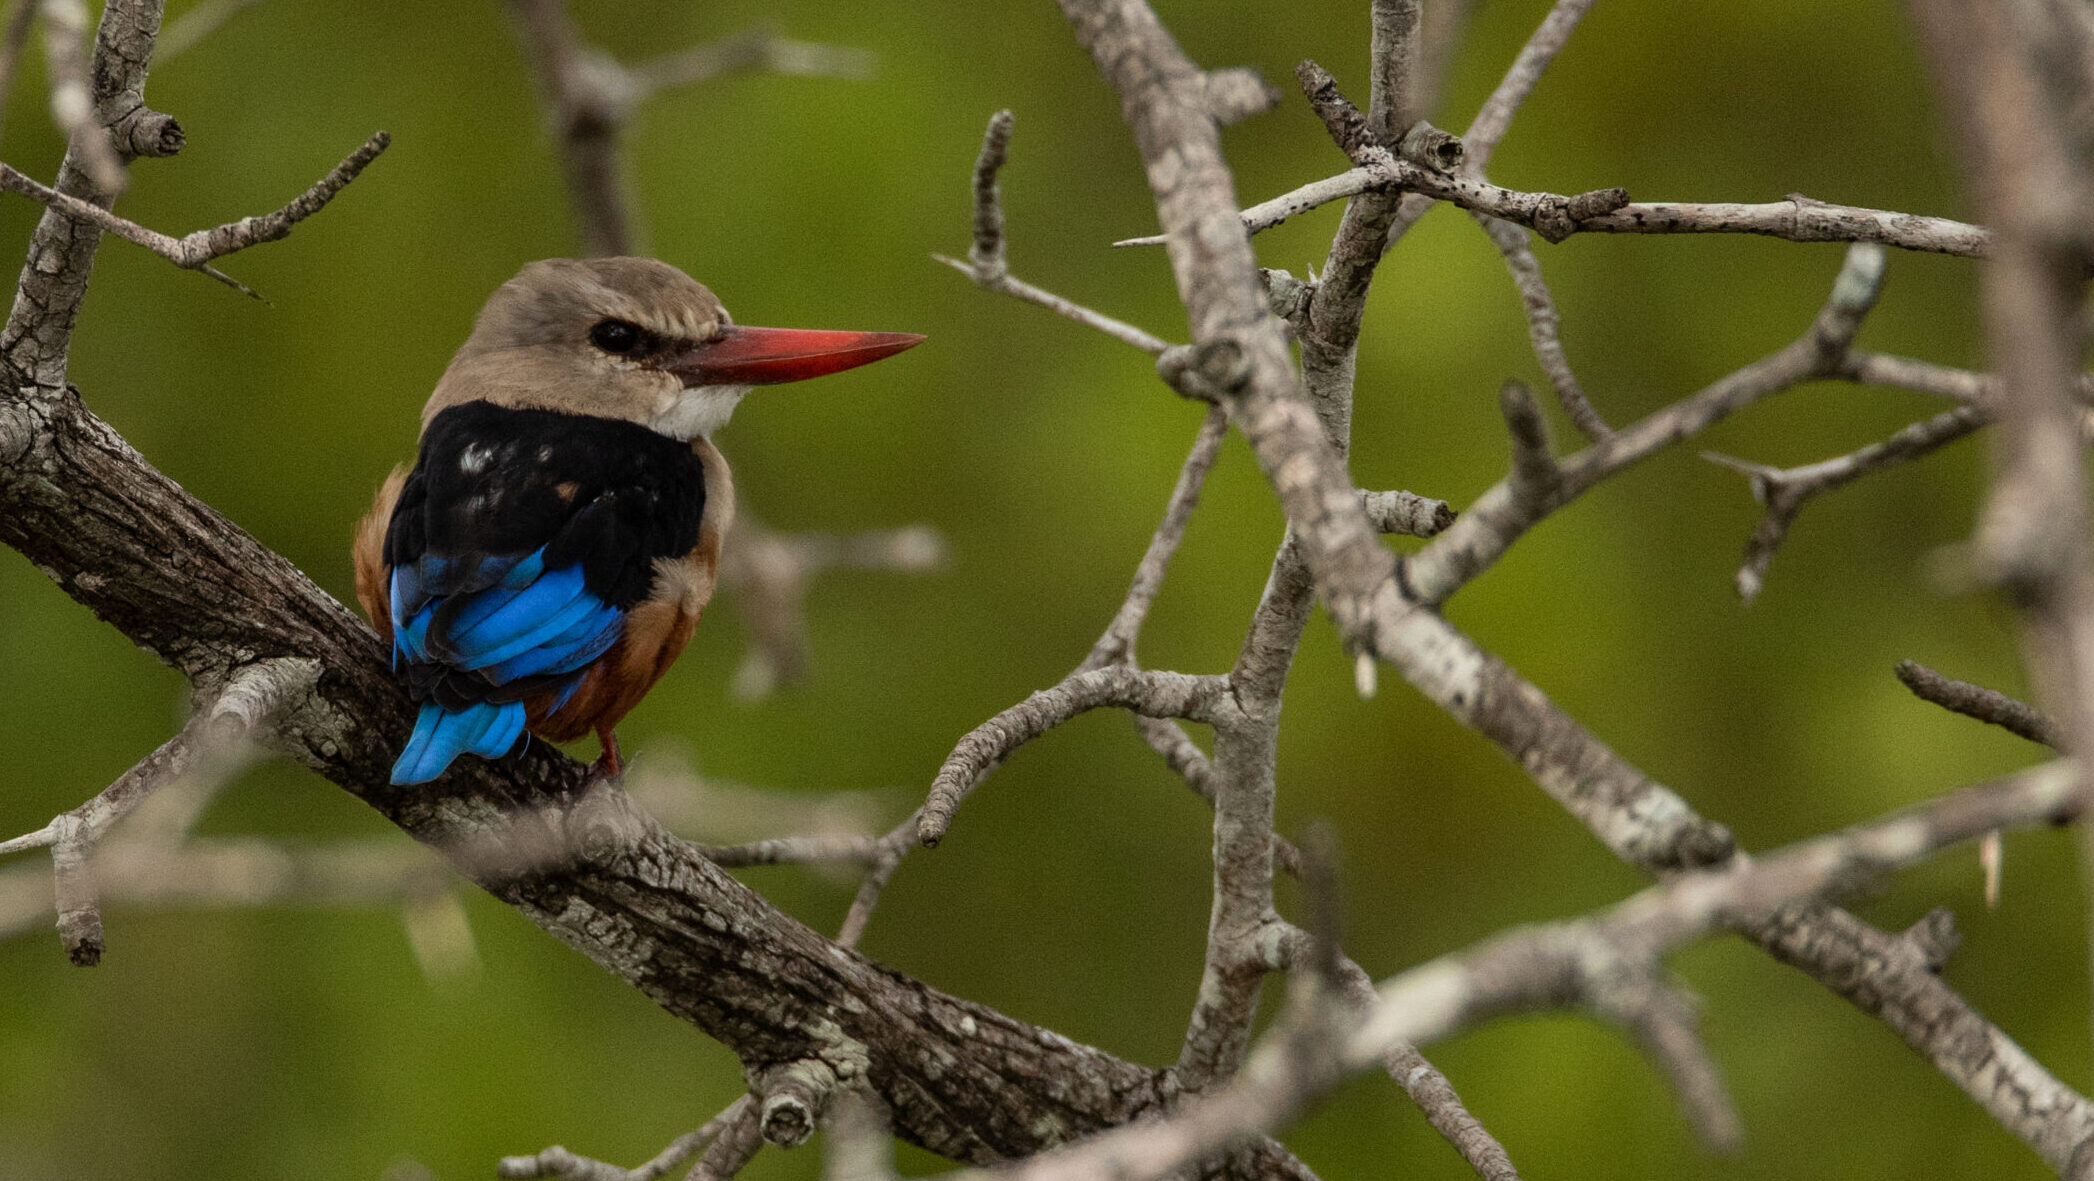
[{"x1": 0, "y1": 1, "x2": 2071, "y2": 1179}]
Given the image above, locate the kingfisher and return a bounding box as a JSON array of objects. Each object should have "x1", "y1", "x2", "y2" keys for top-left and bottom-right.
[{"x1": 353, "y1": 257, "x2": 922, "y2": 785}]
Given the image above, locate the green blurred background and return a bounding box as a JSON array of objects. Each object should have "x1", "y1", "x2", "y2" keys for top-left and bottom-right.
[{"x1": 0, "y1": 0, "x2": 2072, "y2": 1177}]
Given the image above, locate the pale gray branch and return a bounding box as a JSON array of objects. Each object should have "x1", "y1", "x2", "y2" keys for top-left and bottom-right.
[
  {"x1": 1124, "y1": 171, "x2": 1991, "y2": 260},
  {"x1": 0, "y1": 657, "x2": 316, "y2": 963},
  {"x1": 500, "y1": 1096, "x2": 758, "y2": 1181},
  {"x1": 1404, "y1": 243, "x2": 1887, "y2": 607},
  {"x1": 0, "y1": 130, "x2": 388, "y2": 297},
  {"x1": 1476, "y1": 213, "x2": 1610, "y2": 439},
  {"x1": 1706, "y1": 403, "x2": 1988, "y2": 602},
  {"x1": 920, "y1": 666, "x2": 1231, "y2": 846},
  {"x1": 715, "y1": 518, "x2": 944, "y2": 702},
  {"x1": 1085, "y1": 407, "x2": 1228, "y2": 669},
  {"x1": 939, "y1": 110, "x2": 1174, "y2": 356},
  {"x1": 38, "y1": 0, "x2": 123, "y2": 191}
]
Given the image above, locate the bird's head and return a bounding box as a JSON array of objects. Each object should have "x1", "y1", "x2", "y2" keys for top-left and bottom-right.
[{"x1": 425, "y1": 257, "x2": 923, "y2": 440}]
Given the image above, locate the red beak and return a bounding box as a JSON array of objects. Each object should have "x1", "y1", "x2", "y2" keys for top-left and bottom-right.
[{"x1": 667, "y1": 326, "x2": 925, "y2": 387}]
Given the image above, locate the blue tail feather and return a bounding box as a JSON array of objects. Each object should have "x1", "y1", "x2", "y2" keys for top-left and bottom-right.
[{"x1": 390, "y1": 700, "x2": 528, "y2": 784}]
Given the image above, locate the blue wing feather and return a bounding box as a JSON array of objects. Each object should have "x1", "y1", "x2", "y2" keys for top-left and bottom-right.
[
  {"x1": 386, "y1": 552, "x2": 625, "y2": 785},
  {"x1": 379, "y1": 403, "x2": 709, "y2": 786}
]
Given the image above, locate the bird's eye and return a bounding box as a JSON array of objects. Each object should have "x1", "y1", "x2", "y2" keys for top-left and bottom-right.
[{"x1": 590, "y1": 319, "x2": 641, "y2": 355}]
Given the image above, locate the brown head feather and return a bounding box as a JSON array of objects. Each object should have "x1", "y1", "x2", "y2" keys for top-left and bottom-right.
[{"x1": 423, "y1": 257, "x2": 730, "y2": 431}]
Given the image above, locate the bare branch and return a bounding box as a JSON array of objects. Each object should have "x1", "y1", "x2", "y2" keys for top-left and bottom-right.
[
  {"x1": 1085, "y1": 407, "x2": 1228, "y2": 668},
  {"x1": 629, "y1": 27, "x2": 873, "y2": 93},
  {"x1": 920, "y1": 667, "x2": 1231, "y2": 846},
  {"x1": 38, "y1": 0, "x2": 124, "y2": 191},
  {"x1": 1123, "y1": 174, "x2": 1991, "y2": 260},
  {"x1": 1476, "y1": 214, "x2": 1610, "y2": 440},
  {"x1": 1405, "y1": 243, "x2": 1887, "y2": 607},
  {"x1": 1896, "y1": 660, "x2": 2064, "y2": 749},
  {"x1": 1462, "y1": 0, "x2": 1595, "y2": 171},
  {"x1": 1706, "y1": 403, "x2": 1988, "y2": 603},
  {"x1": 0, "y1": 130, "x2": 388, "y2": 297},
  {"x1": 1359, "y1": 759, "x2": 2082, "y2": 1057},
  {"x1": 500, "y1": 1096, "x2": 757, "y2": 1181},
  {"x1": 0, "y1": 657, "x2": 316, "y2": 963},
  {"x1": 938, "y1": 111, "x2": 1174, "y2": 356},
  {"x1": 1023, "y1": 752, "x2": 2085, "y2": 1181},
  {"x1": 2, "y1": 0, "x2": 171, "y2": 389},
  {"x1": 504, "y1": 0, "x2": 870, "y2": 257},
  {"x1": 715, "y1": 519, "x2": 944, "y2": 702}
]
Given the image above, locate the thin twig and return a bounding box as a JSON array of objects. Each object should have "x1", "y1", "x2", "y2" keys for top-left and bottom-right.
[
  {"x1": 716, "y1": 519, "x2": 944, "y2": 702},
  {"x1": 938, "y1": 111, "x2": 1174, "y2": 356},
  {"x1": 919, "y1": 667, "x2": 1230, "y2": 846},
  {"x1": 1706, "y1": 403, "x2": 1988, "y2": 602},
  {"x1": 1405, "y1": 243, "x2": 1887, "y2": 607},
  {"x1": 0, "y1": 658, "x2": 317, "y2": 963},
  {"x1": 500, "y1": 1096, "x2": 757, "y2": 1181},
  {"x1": 1120, "y1": 175, "x2": 1990, "y2": 259},
  {"x1": 1084, "y1": 407, "x2": 1228, "y2": 669},
  {"x1": 0, "y1": 130, "x2": 388, "y2": 297},
  {"x1": 1896, "y1": 660, "x2": 2064, "y2": 749},
  {"x1": 1476, "y1": 213, "x2": 1610, "y2": 439}
]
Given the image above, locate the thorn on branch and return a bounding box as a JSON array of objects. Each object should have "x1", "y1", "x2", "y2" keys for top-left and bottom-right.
[
  {"x1": 1894, "y1": 660, "x2": 2064, "y2": 749},
  {"x1": 1705, "y1": 404, "x2": 1985, "y2": 603}
]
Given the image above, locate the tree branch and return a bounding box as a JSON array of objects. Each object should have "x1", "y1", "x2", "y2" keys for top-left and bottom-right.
[{"x1": 0, "y1": 130, "x2": 388, "y2": 297}]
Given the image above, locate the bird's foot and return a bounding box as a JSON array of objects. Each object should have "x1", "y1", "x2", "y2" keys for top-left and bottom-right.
[{"x1": 584, "y1": 729, "x2": 624, "y2": 786}]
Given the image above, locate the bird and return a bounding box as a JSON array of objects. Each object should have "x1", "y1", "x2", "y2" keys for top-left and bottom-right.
[{"x1": 352, "y1": 257, "x2": 923, "y2": 785}]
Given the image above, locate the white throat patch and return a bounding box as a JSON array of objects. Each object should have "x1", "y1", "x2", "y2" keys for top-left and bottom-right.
[{"x1": 653, "y1": 384, "x2": 752, "y2": 441}]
